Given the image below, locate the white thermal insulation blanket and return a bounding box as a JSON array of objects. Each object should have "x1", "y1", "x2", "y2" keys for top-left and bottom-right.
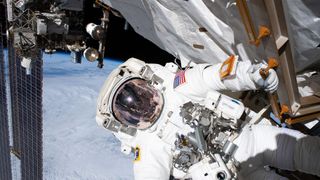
[{"x1": 102, "y1": 0, "x2": 320, "y2": 71}]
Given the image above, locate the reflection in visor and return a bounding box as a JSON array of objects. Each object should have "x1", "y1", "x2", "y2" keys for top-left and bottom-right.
[{"x1": 112, "y1": 78, "x2": 164, "y2": 129}]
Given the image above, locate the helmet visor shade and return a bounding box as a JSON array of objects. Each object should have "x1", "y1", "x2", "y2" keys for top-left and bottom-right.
[{"x1": 112, "y1": 78, "x2": 163, "y2": 129}]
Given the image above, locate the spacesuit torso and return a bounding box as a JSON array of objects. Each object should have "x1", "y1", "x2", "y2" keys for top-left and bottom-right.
[
  {"x1": 114, "y1": 63, "x2": 248, "y2": 179},
  {"x1": 97, "y1": 58, "x2": 320, "y2": 180}
]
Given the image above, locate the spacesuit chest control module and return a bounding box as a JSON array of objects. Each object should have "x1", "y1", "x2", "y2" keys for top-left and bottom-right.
[
  {"x1": 173, "y1": 91, "x2": 245, "y2": 179},
  {"x1": 96, "y1": 58, "x2": 320, "y2": 180}
]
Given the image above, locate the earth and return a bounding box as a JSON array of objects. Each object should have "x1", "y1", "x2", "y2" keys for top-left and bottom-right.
[{"x1": 43, "y1": 52, "x2": 133, "y2": 180}]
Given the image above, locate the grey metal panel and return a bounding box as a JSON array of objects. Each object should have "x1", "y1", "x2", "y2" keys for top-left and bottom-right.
[
  {"x1": 8, "y1": 32, "x2": 21, "y2": 155},
  {"x1": 8, "y1": 35, "x2": 43, "y2": 179},
  {"x1": 0, "y1": 25, "x2": 13, "y2": 180},
  {"x1": 282, "y1": 0, "x2": 320, "y2": 72},
  {"x1": 59, "y1": 0, "x2": 84, "y2": 11}
]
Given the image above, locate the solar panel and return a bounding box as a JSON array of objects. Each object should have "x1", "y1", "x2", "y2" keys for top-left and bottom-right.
[
  {"x1": 8, "y1": 35, "x2": 43, "y2": 179},
  {"x1": 0, "y1": 25, "x2": 13, "y2": 180},
  {"x1": 19, "y1": 51, "x2": 43, "y2": 180}
]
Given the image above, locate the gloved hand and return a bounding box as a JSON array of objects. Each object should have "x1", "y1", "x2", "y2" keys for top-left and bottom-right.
[{"x1": 249, "y1": 63, "x2": 279, "y2": 93}]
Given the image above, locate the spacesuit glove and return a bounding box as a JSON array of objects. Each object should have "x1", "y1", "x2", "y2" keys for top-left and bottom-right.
[{"x1": 249, "y1": 63, "x2": 279, "y2": 93}]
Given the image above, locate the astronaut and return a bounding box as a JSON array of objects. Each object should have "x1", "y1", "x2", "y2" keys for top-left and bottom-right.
[{"x1": 96, "y1": 57, "x2": 320, "y2": 180}]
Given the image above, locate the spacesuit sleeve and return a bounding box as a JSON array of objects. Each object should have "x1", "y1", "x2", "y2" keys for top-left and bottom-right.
[
  {"x1": 133, "y1": 133, "x2": 173, "y2": 180},
  {"x1": 234, "y1": 125, "x2": 320, "y2": 179},
  {"x1": 174, "y1": 60, "x2": 257, "y2": 99}
]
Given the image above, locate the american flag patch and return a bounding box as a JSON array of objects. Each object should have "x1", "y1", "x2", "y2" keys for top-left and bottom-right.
[{"x1": 173, "y1": 70, "x2": 186, "y2": 88}]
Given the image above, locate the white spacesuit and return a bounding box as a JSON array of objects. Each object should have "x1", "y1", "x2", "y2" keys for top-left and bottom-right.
[{"x1": 96, "y1": 57, "x2": 320, "y2": 180}]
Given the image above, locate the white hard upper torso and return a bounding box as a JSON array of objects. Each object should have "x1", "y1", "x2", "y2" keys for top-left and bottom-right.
[{"x1": 115, "y1": 63, "x2": 201, "y2": 179}]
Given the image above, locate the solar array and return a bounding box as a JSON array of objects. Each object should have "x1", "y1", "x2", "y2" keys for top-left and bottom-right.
[
  {"x1": 8, "y1": 34, "x2": 43, "y2": 179},
  {"x1": 0, "y1": 25, "x2": 13, "y2": 180}
]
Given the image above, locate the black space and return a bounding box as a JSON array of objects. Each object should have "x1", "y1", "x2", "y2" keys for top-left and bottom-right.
[
  {"x1": 104, "y1": 14, "x2": 175, "y2": 65},
  {"x1": 83, "y1": 1, "x2": 175, "y2": 65},
  {"x1": 0, "y1": 3, "x2": 7, "y2": 45}
]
